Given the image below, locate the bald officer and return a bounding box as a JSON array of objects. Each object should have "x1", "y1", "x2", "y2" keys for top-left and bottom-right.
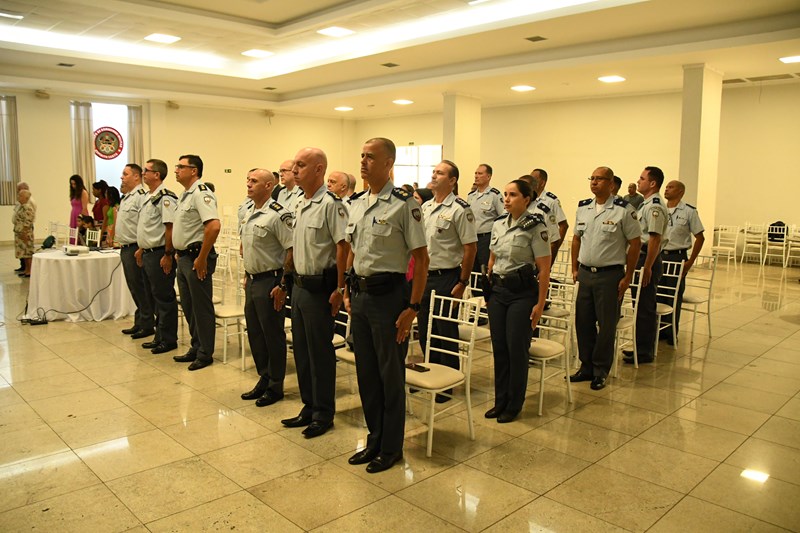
[
  {"x1": 282, "y1": 147, "x2": 348, "y2": 439},
  {"x1": 134, "y1": 158, "x2": 178, "y2": 354},
  {"x1": 623, "y1": 166, "x2": 669, "y2": 364},
  {"x1": 571, "y1": 166, "x2": 641, "y2": 390},
  {"x1": 420, "y1": 160, "x2": 477, "y2": 403},
  {"x1": 239, "y1": 169, "x2": 294, "y2": 407},
  {"x1": 172, "y1": 154, "x2": 221, "y2": 371},
  {"x1": 345, "y1": 137, "x2": 428, "y2": 474},
  {"x1": 661, "y1": 179, "x2": 705, "y2": 344},
  {"x1": 468, "y1": 164, "x2": 503, "y2": 272},
  {"x1": 117, "y1": 163, "x2": 155, "y2": 340}
]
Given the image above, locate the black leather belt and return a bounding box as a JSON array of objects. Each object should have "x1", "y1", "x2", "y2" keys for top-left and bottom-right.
[
  {"x1": 428, "y1": 267, "x2": 459, "y2": 276},
  {"x1": 579, "y1": 264, "x2": 624, "y2": 273},
  {"x1": 142, "y1": 245, "x2": 165, "y2": 254},
  {"x1": 663, "y1": 249, "x2": 689, "y2": 254},
  {"x1": 350, "y1": 272, "x2": 405, "y2": 295},
  {"x1": 478, "y1": 232, "x2": 491, "y2": 237},
  {"x1": 247, "y1": 269, "x2": 282, "y2": 281},
  {"x1": 120, "y1": 243, "x2": 137, "y2": 249}
]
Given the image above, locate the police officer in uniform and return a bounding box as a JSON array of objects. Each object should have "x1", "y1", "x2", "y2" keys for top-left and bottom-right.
[
  {"x1": 345, "y1": 137, "x2": 428, "y2": 473},
  {"x1": 571, "y1": 167, "x2": 641, "y2": 389},
  {"x1": 530, "y1": 168, "x2": 569, "y2": 263},
  {"x1": 239, "y1": 169, "x2": 294, "y2": 407},
  {"x1": 171, "y1": 154, "x2": 221, "y2": 371},
  {"x1": 117, "y1": 163, "x2": 155, "y2": 340},
  {"x1": 281, "y1": 147, "x2": 347, "y2": 439},
  {"x1": 468, "y1": 164, "x2": 503, "y2": 272},
  {"x1": 623, "y1": 166, "x2": 669, "y2": 364},
  {"x1": 134, "y1": 158, "x2": 179, "y2": 354},
  {"x1": 419, "y1": 160, "x2": 477, "y2": 403},
  {"x1": 277, "y1": 158, "x2": 304, "y2": 213},
  {"x1": 237, "y1": 169, "x2": 257, "y2": 226},
  {"x1": 519, "y1": 174, "x2": 560, "y2": 249},
  {"x1": 485, "y1": 179, "x2": 550, "y2": 422},
  {"x1": 661, "y1": 179, "x2": 705, "y2": 344}
]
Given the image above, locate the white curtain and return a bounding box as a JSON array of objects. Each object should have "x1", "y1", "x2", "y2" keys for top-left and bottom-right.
[
  {"x1": 0, "y1": 95, "x2": 21, "y2": 205},
  {"x1": 127, "y1": 105, "x2": 143, "y2": 166},
  {"x1": 70, "y1": 101, "x2": 95, "y2": 187}
]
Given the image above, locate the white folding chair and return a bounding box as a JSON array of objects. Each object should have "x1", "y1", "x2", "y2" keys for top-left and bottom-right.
[
  {"x1": 785, "y1": 225, "x2": 800, "y2": 268},
  {"x1": 68, "y1": 226, "x2": 78, "y2": 245},
  {"x1": 655, "y1": 260, "x2": 685, "y2": 357},
  {"x1": 740, "y1": 222, "x2": 765, "y2": 264},
  {"x1": 614, "y1": 268, "x2": 643, "y2": 374},
  {"x1": 215, "y1": 263, "x2": 246, "y2": 364},
  {"x1": 711, "y1": 225, "x2": 738, "y2": 269},
  {"x1": 764, "y1": 224, "x2": 787, "y2": 266},
  {"x1": 405, "y1": 292, "x2": 480, "y2": 457},
  {"x1": 528, "y1": 281, "x2": 575, "y2": 416},
  {"x1": 682, "y1": 254, "x2": 716, "y2": 343},
  {"x1": 85, "y1": 228, "x2": 101, "y2": 247}
]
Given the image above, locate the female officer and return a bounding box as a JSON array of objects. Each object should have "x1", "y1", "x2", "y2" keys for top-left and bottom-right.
[{"x1": 485, "y1": 178, "x2": 551, "y2": 423}]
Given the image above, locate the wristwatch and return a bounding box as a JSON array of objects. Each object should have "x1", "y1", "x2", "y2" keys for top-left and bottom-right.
[
  {"x1": 408, "y1": 302, "x2": 421, "y2": 312},
  {"x1": 457, "y1": 278, "x2": 469, "y2": 286}
]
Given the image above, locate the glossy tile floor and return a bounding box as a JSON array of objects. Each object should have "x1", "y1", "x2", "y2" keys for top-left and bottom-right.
[{"x1": 1, "y1": 246, "x2": 800, "y2": 532}]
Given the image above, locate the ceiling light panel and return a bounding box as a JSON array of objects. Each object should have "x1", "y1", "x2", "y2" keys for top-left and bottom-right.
[
  {"x1": 779, "y1": 55, "x2": 800, "y2": 64},
  {"x1": 511, "y1": 85, "x2": 535, "y2": 92},
  {"x1": 598, "y1": 75, "x2": 626, "y2": 83},
  {"x1": 242, "y1": 49, "x2": 273, "y2": 58},
  {"x1": 317, "y1": 26, "x2": 355, "y2": 37},
  {"x1": 144, "y1": 33, "x2": 181, "y2": 44}
]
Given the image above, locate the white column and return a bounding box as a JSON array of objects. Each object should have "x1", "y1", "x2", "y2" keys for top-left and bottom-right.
[{"x1": 442, "y1": 92, "x2": 481, "y2": 197}]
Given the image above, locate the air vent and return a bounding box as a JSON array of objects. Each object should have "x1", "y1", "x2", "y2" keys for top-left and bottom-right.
[
  {"x1": 381, "y1": 62, "x2": 399, "y2": 68},
  {"x1": 57, "y1": 63, "x2": 74, "y2": 67},
  {"x1": 525, "y1": 35, "x2": 547, "y2": 43},
  {"x1": 746, "y1": 74, "x2": 793, "y2": 82},
  {"x1": 722, "y1": 78, "x2": 746, "y2": 84},
  {"x1": 262, "y1": 86, "x2": 276, "y2": 90}
]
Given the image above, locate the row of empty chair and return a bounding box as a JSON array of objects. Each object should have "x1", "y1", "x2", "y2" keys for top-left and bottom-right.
[{"x1": 713, "y1": 223, "x2": 800, "y2": 268}]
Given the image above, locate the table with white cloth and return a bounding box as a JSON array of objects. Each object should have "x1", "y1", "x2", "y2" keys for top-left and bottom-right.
[{"x1": 25, "y1": 249, "x2": 136, "y2": 322}]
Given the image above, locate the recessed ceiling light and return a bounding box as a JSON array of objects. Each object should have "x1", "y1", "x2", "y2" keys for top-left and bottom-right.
[
  {"x1": 393, "y1": 99, "x2": 414, "y2": 105},
  {"x1": 468, "y1": 0, "x2": 493, "y2": 4},
  {"x1": 740, "y1": 469, "x2": 769, "y2": 483},
  {"x1": 0, "y1": 10, "x2": 24, "y2": 20},
  {"x1": 779, "y1": 55, "x2": 800, "y2": 64},
  {"x1": 317, "y1": 26, "x2": 355, "y2": 38},
  {"x1": 598, "y1": 75, "x2": 626, "y2": 83},
  {"x1": 242, "y1": 49, "x2": 273, "y2": 59},
  {"x1": 334, "y1": 106, "x2": 353, "y2": 112},
  {"x1": 144, "y1": 33, "x2": 181, "y2": 44},
  {"x1": 511, "y1": 85, "x2": 535, "y2": 92}
]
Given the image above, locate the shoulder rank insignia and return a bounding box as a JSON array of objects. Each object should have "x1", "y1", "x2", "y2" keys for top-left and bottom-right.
[
  {"x1": 269, "y1": 201, "x2": 284, "y2": 212},
  {"x1": 350, "y1": 190, "x2": 366, "y2": 201},
  {"x1": 391, "y1": 187, "x2": 411, "y2": 200},
  {"x1": 152, "y1": 189, "x2": 178, "y2": 205},
  {"x1": 686, "y1": 203, "x2": 696, "y2": 209},
  {"x1": 578, "y1": 198, "x2": 593, "y2": 207},
  {"x1": 537, "y1": 202, "x2": 551, "y2": 213},
  {"x1": 490, "y1": 187, "x2": 501, "y2": 195},
  {"x1": 136, "y1": 188, "x2": 146, "y2": 195},
  {"x1": 519, "y1": 213, "x2": 544, "y2": 231},
  {"x1": 652, "y1": 197, "x2": 661, "y2": 204},
  {"x1": 495, "y1": 213, "x2": 509, "y2": 221},
  {"x1": 545, "y1": 191, "x2": 558, "y2": 200},
  {"x1": 197, "y1": 184, "x2": 208, "y2": 191},
  {"x1": 454, "y1": 197, "x2": 469, "y2": 208},
  {"x1": 326, "y1": 191, "x2": 342, "y2": 201},
  {"x1": 613, "y1": 197, "x2": 629, "y2": 208}
]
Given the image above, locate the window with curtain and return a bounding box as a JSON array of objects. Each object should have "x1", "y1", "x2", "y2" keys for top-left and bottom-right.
[{"x1": 0, "y1": 95, "x2": 21, "y2": 205}]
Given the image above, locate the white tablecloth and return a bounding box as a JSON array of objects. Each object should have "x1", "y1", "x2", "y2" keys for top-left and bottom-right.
[{"x1": 25, "y1": 249, "x2": 136, "y2": 322}]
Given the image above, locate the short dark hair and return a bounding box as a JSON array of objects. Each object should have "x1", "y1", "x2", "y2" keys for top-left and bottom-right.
[
  {"x1": 147, "y1": 159, "x2": 168, "y2": 181},
  {"x1": 366, "y1": 138, "x2": 396, "y2": 160},
  {"x1": 613, "y1": 175, "x2": 622, "y2": 189},
  {"x1": 179, "y1": 154, "x2": 204, "y2": 177},
  {"x1": 644, "y1": 166, "x2": 664, "y2": 188},
  {"x1": 441, "y1": 159, "x2": 459, "y2": 181},
  {"x1": 92, "y1": 180, "x2": 108, "y2": 194},
  {"x1": 510, "y1": 178, "x2": 534, "y2": 203},
  {"x1": 126, "y1": 163, "x2": 142, "y2": 176},
  {"x1": 532, "y1": 168, "x2": 548, "y2": 182},
  {"x1": 517, "y1": 174, "x2": 539, "y2": 201},
  {"x1": 480, "y1": 163, "x2": 493, "y2": 176},
  {"x1": 415, "y1": 187, "x2": 433, "y2": 203}
]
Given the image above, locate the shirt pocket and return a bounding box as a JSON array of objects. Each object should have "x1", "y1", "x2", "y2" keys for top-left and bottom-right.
[
  {"x1": 434, "y1": 217, "x2": 451, "y2": 233},
  {"x1": 600, "y1": 224, "x2": 618, "y2": 238},
  {"x1": 253, "y1": 225, "x2": 268, "y2": 238}
]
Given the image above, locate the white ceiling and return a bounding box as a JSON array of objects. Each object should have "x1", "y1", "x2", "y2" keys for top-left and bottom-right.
[{"x1": 0, "y1": 0, "x2": 799, "y2": 118}]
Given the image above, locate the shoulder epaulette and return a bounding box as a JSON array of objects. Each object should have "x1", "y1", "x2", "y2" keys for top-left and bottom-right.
[
  {"x1": 454, "y1": 197, "x2": 469, "y2": 208},
  {"x1": 545, "y1": 191, "x2": 558, "y2": 200},
  {"x1": 578, "y1": 198, "x2": 593, "y2": 207},
  {"x1": 391, "y1": 187, "x2": 411, "y2": 200},
  {"x1": 350, "y1": 190, "x2": 366, "y2": 201},
  {"x1": 136, "y1": 188, "x2": 146, "y2": 195},
  {"x1": 537, "y1": 202, "x2": 551, "y2": 213},
  {"x1": 652, "y1": 197, "x2": 661, "y2": 204},
  {"x1": 326, "y1": 191, "x2": 342, "y2": 202},
  {"x1": 495, "y1": 213, "x2": 509, "y2": 221},
  {"x1": 490, "y1": 187, "x2": 501, "y2": 195},
  {"x1": 519, "y1": 213, "x2": 544, "y2": 231},
  {"x1": 269, "y1": 201, "x2": 284, "y2": 212},
  {"x1": 613, "y1": 197, "x2": 629, "y2": 208},
  {"x1": 686, "y1": 203, "x2": 696, "y2": 209},
  {"x1": 197, "y1": 184, "x2": 208, "y2": 191},
  {"x1": 163, "y1": 189, "x2": 178, "y2": 199},
  {"x1": 152, "y1": 189, "x2": 178, "y2": 205}
]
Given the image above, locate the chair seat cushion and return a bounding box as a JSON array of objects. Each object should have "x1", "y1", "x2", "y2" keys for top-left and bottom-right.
[
  {"x1": 459, "y1": 324, "x2": 490, "y2": 341},
  {"x1": 528, "y1": 338, "x2": 565, "y2": 360},
  {"x1": 215, "y1": 304, "x2": 245, "y2": 318},
  {"x1": 405, "y1": 364, "x2": 464, "y2": 390},
  {"x1": 543, "y1": 307, "x2": 570, "y2": 318},
  {"x1": 682, "y1": 290, "x2": 708, "y2": 304},
  {"x1": 655, "y1": 303, "x2": 673, "y2": 315},
  {"x1": 616, "y1": 316, "x2": 634, "y2": 329}
]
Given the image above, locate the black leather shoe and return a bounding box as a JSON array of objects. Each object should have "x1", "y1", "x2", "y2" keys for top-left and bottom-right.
[
  {"x1": 569, "y1": 371, "x2": 593, "y2": 383},
  {"x1": 348, "y1": 448, "x2": 379, "y2": 465},
  {"x1": 173, "y1": 353, "x2": 197, "y2": 362},
  {"x1": 623, "y1": 354, "x2": 653, "y2": 364},
  {"x1": 142, "y1": 340, "x2": 160, "y2": 349},
  {"x1": 188, "y1": 359, "x2": 213, "y2": 371},
  {"x1": 302, "y1": 420, "x2": 333, "y2": 439},
  {"x1": 497, "y1": 411, "x2": 519, "y2": 424},
  {"x1": 241, "y1": 380, "x2": 268, "y2": 401},
  {"x1": 14, "y1": 267, "x2": 24, "y2": 273},
  {"x1": 591, "y1": 376, "x2": 607, "y2": 390},
  {"x1": 366, "y1": 452, "x2": 403, "y2": 473},
  {"x1": 255, "y1": 390, "x2": 284, "y2": 407},
  {"x1": 281, "y1": 414, "x2": 312, "y2": 428},
  {"x1": 131, "y1": 328, "x2": 155, "y2": 339},
  {"x1": 484, "y1": 405, "x2": 506, "y2": 419},
  {"x1": 121, "y1": 326, "x2": 140, "y2": 335},
  {"x1": 151, "y1": 342, "x2": 178, "y2": 354}
]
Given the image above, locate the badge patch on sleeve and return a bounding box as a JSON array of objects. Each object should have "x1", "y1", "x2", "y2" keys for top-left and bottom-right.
[
  {"x1": 466, "y1": 212, "x2": 474, "y2": 222},
  {"x1": 541, "y1": 231, "x2": 549, "y2": 241},
  {"x1": 338, "y1": 207, "x2": 345, "y2": 218},
  {"x1": 203, "y1": 195, "x2": 212, "y2": 204},
  {"x1": 412, "y1": 208, "x2": 421, "y2": 222},
  {"x1": 164, "y1": 199, "x2": 170, "y2": 208}
]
